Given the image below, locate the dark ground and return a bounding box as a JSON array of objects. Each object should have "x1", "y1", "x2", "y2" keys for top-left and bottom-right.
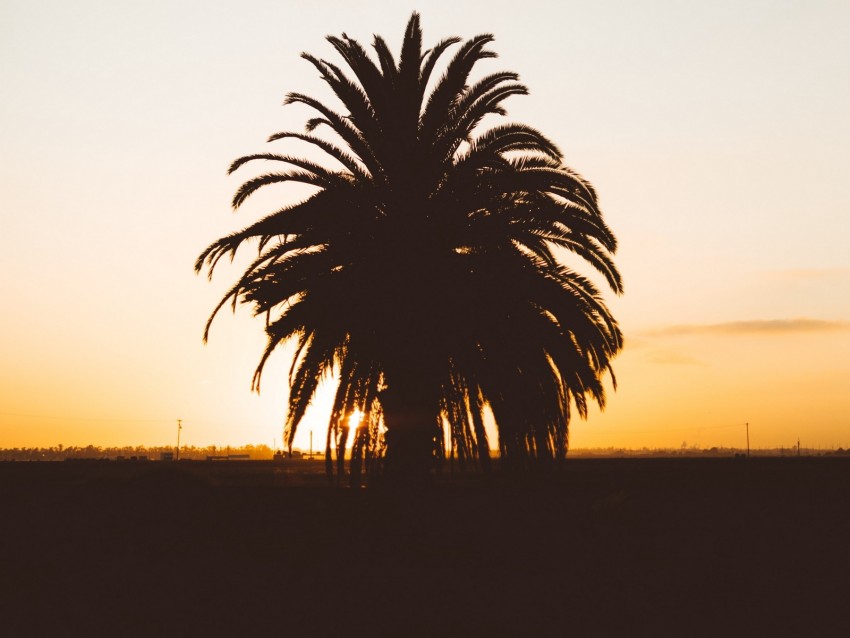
[{"x1": 2, "y1": 457, "x2": 848, "y2": 637}]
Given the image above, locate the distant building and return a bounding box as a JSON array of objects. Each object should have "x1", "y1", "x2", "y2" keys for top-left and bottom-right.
[{"x1": 273, "y1": 450, "x2": 303, "y2": 461}]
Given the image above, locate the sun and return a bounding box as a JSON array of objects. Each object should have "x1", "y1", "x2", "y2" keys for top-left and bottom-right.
[{"x1": 348, "y1": 409, "x2": 364, "y2": 430}]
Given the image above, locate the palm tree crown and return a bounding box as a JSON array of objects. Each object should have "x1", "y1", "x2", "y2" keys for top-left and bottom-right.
[{"x1": 196, "y1": 13, "x2": 622, "y2": 479}]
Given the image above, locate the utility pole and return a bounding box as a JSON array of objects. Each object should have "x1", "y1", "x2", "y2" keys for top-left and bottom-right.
[
  {"x1": 310, "y1": 430, "x2": 313, "y2": 459},
  {"x1": 746, "y1": 422, "x2": 750, "y2": 458},
  {"x1": 176, "y1": 419, "x2": 182, "y2": 461}
]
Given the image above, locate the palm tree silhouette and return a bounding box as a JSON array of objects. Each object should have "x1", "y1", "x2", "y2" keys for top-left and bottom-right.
[{"x1": 196, "y1": 13, "x2": 622, "y2": 482}]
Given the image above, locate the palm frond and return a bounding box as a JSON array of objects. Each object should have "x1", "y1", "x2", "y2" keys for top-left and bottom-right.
[
  {"x1": 418, "y1": 37, "x2": 462, "y2": 100},
  {"x1": 265, "y1": 131, "x2": 371, "y2": 180},
  {"x1": 284, "y1": 92, "x2": 382, "y2": 176},
  {"x1": 231, "y1": 171, "x2": 329, "y2": 209},
  {"x1": 372, "y1": 36, "x2": 398, "y2": 84},
  {"x1": 419, "y1": 34, "x2": 496, "y2": 139}
]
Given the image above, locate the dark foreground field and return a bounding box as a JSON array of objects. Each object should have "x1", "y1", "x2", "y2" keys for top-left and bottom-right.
[{"x1": 2, "y1": 458, "x2": 848, "y2": 637}]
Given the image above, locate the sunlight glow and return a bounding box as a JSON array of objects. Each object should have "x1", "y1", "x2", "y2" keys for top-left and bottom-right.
[{"x1": 348, "y1": 409, "x2": 364, "y2": 430}]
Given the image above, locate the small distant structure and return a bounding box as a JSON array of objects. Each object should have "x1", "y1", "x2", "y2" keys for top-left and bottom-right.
[
  {"x1": 206, "y1": 454, "x2": 250, "y2": 461},
  {"x1": 273, "y1": 450, "x2": 303, "y2": 461},
  {"x1": 160, "y1": 452, "x2": 174, "y2": 461}
]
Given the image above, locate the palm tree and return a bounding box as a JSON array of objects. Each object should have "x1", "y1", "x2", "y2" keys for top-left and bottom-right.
[{"x1": 196, "y1": 13, "x2": 622, "y2": 482}]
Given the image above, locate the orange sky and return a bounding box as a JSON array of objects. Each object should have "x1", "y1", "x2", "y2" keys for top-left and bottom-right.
[{"x1": 1, "y1": 0, "x2": 849, "y2": 451}]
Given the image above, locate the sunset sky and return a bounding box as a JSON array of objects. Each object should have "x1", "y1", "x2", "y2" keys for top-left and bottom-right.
[{"x1": 2, "y1": 0, "x2": 849, "y2": 452}]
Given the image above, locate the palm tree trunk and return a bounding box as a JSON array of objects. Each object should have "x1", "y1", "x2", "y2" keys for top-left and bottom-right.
[
  {"x1": 349, "y1": 427, "x2": 365, "y2": 488},
  {"x1": 379, "y1": 382, "x2": 438, "y2": 483},
  {"x1": 325, "y1": 426, "x2": 334, "y2": 484},
  {"x1": 336, "y1": 426, "x2": 349, "y2": 486}
]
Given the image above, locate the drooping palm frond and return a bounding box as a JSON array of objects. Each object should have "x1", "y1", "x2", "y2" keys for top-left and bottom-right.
[{"x1": 198, "y1": 12, "x2": 622, "y2": 481}]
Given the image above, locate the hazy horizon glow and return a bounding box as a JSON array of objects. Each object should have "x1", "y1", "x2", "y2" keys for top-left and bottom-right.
[{"x1": 1, "y1": 0, "x2": 848, "y2": 451}]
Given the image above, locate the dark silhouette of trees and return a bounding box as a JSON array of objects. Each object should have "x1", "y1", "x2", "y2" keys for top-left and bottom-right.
[{"x1": 196, "y1": 13, "x2": 622, "y2": 482}]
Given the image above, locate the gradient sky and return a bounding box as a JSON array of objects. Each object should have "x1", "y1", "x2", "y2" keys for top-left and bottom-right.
[{"x1": 2, "y1": 0, "x2": 849, "y2": 451}]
